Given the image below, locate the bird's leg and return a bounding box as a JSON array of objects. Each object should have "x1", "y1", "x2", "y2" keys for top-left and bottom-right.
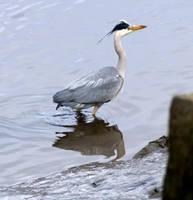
[{"x1": 92, "y1": 105, "x2": 100, "y2": 116}]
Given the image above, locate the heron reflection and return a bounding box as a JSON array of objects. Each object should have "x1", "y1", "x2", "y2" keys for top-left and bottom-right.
[{"x1": 53, "y1": 113, "x2": 125, "y2": 161}]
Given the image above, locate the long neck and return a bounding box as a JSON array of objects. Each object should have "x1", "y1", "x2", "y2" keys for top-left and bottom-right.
[{"x1": 114, "y1": 33, "x2": 126, "y2": 78}]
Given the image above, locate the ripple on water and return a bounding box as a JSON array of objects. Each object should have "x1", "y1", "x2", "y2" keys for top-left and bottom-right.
[{"x1": 0, "y1": 0, "x2": 193, "y2": 188}]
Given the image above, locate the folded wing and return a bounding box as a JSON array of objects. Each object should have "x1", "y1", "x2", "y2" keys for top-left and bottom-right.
[{"x1": 53, "y1": 67, "x2": 123, "y2": 105}]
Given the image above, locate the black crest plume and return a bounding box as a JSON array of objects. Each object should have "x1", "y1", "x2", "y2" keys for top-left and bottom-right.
[{"x1": 97, "y1": 20, "x2": 130, "y2": 44}]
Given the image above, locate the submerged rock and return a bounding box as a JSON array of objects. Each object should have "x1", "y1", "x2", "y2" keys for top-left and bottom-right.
[{"x1": 0, "y1": 137, "x2": 168, "y2": 200}]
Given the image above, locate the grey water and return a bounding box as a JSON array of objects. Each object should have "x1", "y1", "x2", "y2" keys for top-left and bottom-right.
[
  {"x1": 0, "y1": 0, "x2": 193, "y2": 189},
  {"x1": 0, "y1": 151, "x2": 167, "y2": 200}
]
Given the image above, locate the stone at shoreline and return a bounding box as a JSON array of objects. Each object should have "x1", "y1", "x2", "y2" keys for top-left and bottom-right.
[
  {"x1": 133, "y1": 135, "x2": 168, "y2": 159},
  {"x1": 149, "y1": 187, "x2": 162, "y2": 199},
  {"x1": 0, "y1": 136, "x2": 168, "y2": 200},
  {"x1": 163, "y1": 95, "x2": 193, "y2": 200}
]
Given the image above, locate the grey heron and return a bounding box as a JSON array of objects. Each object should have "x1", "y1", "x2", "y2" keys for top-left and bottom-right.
[{"x1": 53, "y1": 20, "x2": 147, "y2": 116}]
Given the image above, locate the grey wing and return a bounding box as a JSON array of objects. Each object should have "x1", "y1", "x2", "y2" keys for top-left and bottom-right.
[
  {"x1": 71, "y1": 67, "x2": 123, "y2": 104},
  {"x1": 53, "y1": 67, "x2": 123, "y2": 105}
]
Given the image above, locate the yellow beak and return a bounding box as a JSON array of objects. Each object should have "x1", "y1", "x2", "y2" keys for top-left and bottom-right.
[{"x1": 130, "y1": 25, "x2": 147, "y2": 31}]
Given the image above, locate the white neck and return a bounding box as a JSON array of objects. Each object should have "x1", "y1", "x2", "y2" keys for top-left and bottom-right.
[{"x1": 114, "y1": 32, "x2": 126, "y2": 78}]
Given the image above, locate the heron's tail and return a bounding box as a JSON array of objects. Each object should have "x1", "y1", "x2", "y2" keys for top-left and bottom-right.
[{"x1": 53, "y1": 89, "x2": 74, "y2": 110}]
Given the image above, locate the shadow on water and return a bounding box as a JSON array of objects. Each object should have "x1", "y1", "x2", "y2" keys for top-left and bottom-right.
[{"x1": 53, "y1": 112, "x2": 125, "y2": 161}]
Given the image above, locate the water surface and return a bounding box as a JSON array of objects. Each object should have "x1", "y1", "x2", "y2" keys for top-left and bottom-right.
[{"x1": 0, "y1": 0, "x2": 193, "y2": 186}]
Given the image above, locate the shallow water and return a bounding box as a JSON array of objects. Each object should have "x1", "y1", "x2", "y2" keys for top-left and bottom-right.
[
  {"x1": 0, "y1": 0, "x2": 193, "y2": 186},
  {"x1": 0, "y1": 151, "x2": 167, "y2": 200}
]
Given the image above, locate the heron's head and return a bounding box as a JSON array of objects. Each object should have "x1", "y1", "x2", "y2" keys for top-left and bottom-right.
[
  {"x1": 98, "y1": 20, "x2": 147, "y2": 43},
  {"x1": 112, "y1": 20, "x2": 147, "y2": 37}
]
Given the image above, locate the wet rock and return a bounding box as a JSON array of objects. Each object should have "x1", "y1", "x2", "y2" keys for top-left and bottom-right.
[
  {"x1": 149, "y1": 187, "x2": 162, "y2": 199},
  {"x1": 92, "y1": 182, "x2": 98, "y2": 188},
  {"x1": 91, "y1": 178, "x2": 105, "y2": 188},
  {"x1": 0, "y1": 149, "x2": 167, "y2": 200},
  {"x1": 163, "y1": 95, "x2": 193, "y2": 200},
  {"x1": 133, "y1": 136, "x2": 168, "y2": 159}
]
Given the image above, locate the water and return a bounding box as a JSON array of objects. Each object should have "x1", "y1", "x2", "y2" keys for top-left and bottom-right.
[
  {"x1": 0, "y1": 151, "x2": 167, "y2": 200},
  {"x1": 0, "y1": 0, "x2": 193, "y2": 187}
]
